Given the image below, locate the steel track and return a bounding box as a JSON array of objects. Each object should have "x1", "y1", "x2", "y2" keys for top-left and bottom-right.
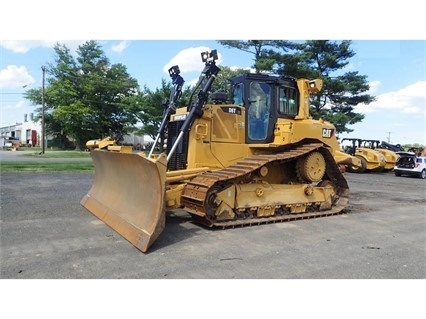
[{"x1": 181, "y1": 143, "x2": 349, "y2": 228}]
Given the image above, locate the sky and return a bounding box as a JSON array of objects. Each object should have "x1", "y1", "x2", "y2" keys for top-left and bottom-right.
[
  {"x1": 2, "y1": 39, "x2": 424, "y2": 146},
  {"x1": 1, "y1": 2, "x2": 425, "y2": 319},
  {"x1": 1, "y1": 1, "x2": 425, "y2": 147}
]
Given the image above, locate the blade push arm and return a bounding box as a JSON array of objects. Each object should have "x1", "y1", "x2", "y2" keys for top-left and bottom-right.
[
  {"x1": 148, "y1": 65, "x2": 185, "y2": 158},
  {"x1": 167, "y1": 50, "x2": 221, "y2": 161}
]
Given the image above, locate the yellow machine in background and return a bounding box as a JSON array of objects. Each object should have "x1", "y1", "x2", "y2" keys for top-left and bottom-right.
[
  {"x1": 85, "y1": 136, "x2": 116, "y2": 150},
  {"x1": 341, "y1": 138, "x2": 386, "y2": 173},
  {"x1": 85, "y1": 136, "x2": 132, "y2": 153},
  {"x1": 81, "y1": 50, "x2": 360, "y2": 253},
  {"x1": 2, "y1": 136, "x2": 21, "y2": 151},
  {"x1": 360, "y1": 139, "x2": 399, "y2": 171}
]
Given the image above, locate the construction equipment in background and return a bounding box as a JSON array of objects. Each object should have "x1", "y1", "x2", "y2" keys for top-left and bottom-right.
[
  {"x1": 380, "y1": 141, "x2": 405, "y2": 153},
  {"x1": 406, "y1": 146, "x2": 426, "y2": 157},
  {"x1": 341, "y1": 138, "x2": 386, "y2": 173},
  {"x1": 380, "y1": 141, "x2": 426, "y2": 157},
  {"x1": 85, "y1": 66, "x2": 185, "y2": 156},
  {"x1": 81, "y1": 49, "x2": 361, "y2": 253},
  {"x1": 2, "y1": 136, "x2": 21, "y2": 151},
  {"x1": 359, "y1": 139, "x2": 399, "y2": 171},
  {"x1": 85, "y1": 136, "x2": 133, "y2": 153},
  {"x1": 85, "y1": 136, "x2": 116, "y2": 150}
]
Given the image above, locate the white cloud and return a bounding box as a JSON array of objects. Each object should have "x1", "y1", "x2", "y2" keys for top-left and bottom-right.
[
  {"x1": 111, "y1": 41, "x2": 129, "y2": 53},
  {"x1": 401, "y1": 106, "x2": 422, "y2": 113},
  {"x1": 185, "y1": 65, "x2": 253, "y2": 89},
  {"x1": 0, "y1": 65, "x2": 35, "y2": 88},
  {"x1": 355, "y1": 81, "x2": 426, "y2": 115},
  {"x1": 352, "y1": 81, "x2": 381, "y2": 113},
  {"x1": 367, "y1": 80, "x2": 381, "y2": 94},
  {"x1": 186, "y1": 78, "x2": 199, "y2": 88},
  {"x1": 229, "y1": 65, "x2": 254, "y2": 73},
  {"x1": 163, "y1": 47, "x2": 223, "y2": 74},
  {"x1": 0, "y1": 40, "x2": 86, "y2": 53},
  {"x1": 0, "y1": 41, "x2": 48, "y2": 53},
  {"x1": 398, "y1": 81, "x2": 426, "y2": 97}
]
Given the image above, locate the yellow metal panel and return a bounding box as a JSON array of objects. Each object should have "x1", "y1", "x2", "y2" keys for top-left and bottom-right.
[{"x1": 81, "y1": 151, "x2": 167, "y2": 252}]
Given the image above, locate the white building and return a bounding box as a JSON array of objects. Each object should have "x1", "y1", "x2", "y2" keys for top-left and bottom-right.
[
  {"x1": 0, "y1": 113, "x2": 147, "y2": 149},
  {"x1": 0, "y1": 113, "x2": 42, "y2": 147}
]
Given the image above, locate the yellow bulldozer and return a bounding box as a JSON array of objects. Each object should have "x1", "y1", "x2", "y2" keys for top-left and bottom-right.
[
  {"x1": 81, "y1": 50, "x2": 360, "y2": 253},
  {"x1": 341, "y1": 138, "x2": 386, "y2": 173}
]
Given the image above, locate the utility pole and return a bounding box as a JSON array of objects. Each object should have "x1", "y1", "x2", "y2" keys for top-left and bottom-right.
[
  {"x1": 386, "y1": 131, "x2": 392, "y2": 143},
  {"x1": 41, "y1": 66, "x2": 46, "y2": 154}
]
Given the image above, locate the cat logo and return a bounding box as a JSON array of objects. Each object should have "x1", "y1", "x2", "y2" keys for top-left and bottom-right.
[{"x1": 322, "y1": 128, "x2": 334, "y2": 138}]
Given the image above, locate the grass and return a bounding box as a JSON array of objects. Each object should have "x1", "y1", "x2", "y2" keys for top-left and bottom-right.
[
  {"x1": 1, "y1": 150, "x2": 93, "y2": 172},
  {"x1": 1, "y1": 149, "x2": 154, "y2": 172},
  {"x1": 0, "y1": 161, "x2": 94, "y2": 172},
  {"x1": 19, "y1": 149, "x2": 91, "y2": 158}
]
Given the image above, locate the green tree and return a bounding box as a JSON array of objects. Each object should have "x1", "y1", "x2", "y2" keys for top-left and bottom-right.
[
  {"x1": 123, "y1": 79, "x2": 194, "y2": 152},
  {"x1": 24, "y1": 41, "x2": 139, "y2": 150},
  {"x1": 218, "y1": 40, "x2": 292, "y2": 73},
  {"x1": 274, "y1": 40, "x2": 375, "y2": 133},
  {"x1": 124, "y1": 65, "x2": 246, "y2": 151},
  {"x1": 125, "y1": 80, "x2": 173, "y2": 140},
  {"x1": 211, "y1": 65, "x2": 249, "y2": 96},
  {"x1": 218, "y1": 40, "x2": 375, "y2": 134}
]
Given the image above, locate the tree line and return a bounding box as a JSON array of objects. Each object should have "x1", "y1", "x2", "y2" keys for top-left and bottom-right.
[{"x1": 24, "y1": 40, "x2": 375, "y2": 150}]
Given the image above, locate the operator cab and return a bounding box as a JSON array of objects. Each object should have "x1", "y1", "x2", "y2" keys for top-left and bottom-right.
[{"x1": 230, "y1": 73, "x2": 300, "y2": 144}]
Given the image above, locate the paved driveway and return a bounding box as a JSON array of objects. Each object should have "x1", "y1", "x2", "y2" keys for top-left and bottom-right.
[{"x1": 1, "y1": 152, "x2": 424, "y2": 318}]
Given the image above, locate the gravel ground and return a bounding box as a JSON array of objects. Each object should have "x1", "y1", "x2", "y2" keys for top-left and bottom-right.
[{"x1": 1, "y1": 150, "x2": 425, "y2": 318}]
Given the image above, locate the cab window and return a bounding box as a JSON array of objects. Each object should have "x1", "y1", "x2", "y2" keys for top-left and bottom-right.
[
  {"x1": 232, "y1": 83, "x2": 244, "y2": 105},
  {"x1": 277, "y1": 87, "x2": 298, "y2": 117},
  {"x1": 248, "y1": 81, "x2": 271, "y2": 140}
]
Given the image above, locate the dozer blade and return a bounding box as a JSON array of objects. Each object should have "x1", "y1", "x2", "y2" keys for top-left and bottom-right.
[{"x1": 81, "y1": 150, "x2": 168, "y2": 253}]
